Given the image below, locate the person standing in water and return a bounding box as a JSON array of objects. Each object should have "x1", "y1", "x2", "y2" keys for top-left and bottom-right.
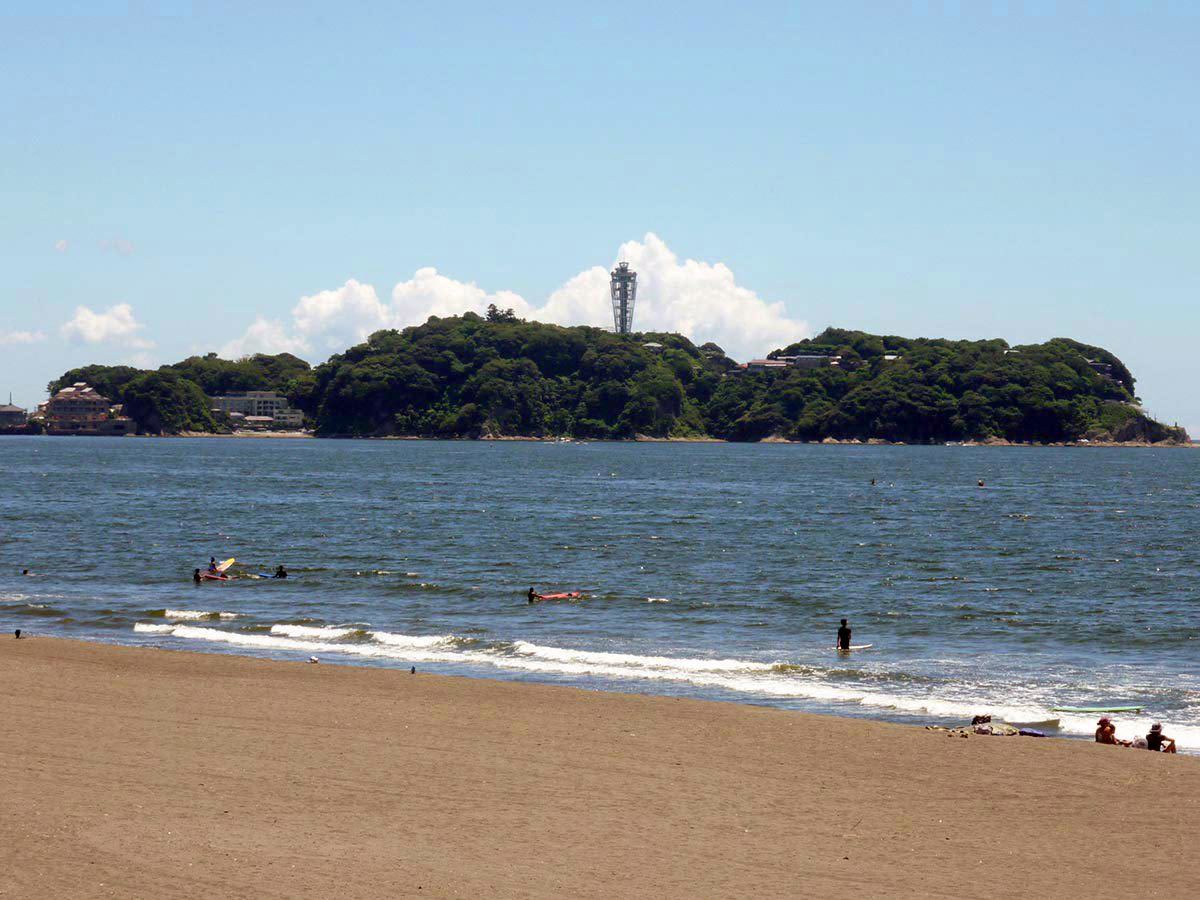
[
  {"x1": 837, "y1": 618, "x2": 852, "y2": 651},
  {"x1": 273, "y1": 565, "x2": 288, "y2": 579},
  {"x1": 193, "y1": 568, "x2": 202, "y2": 583},
  {"x1": 527, "y1": 587, "x2": 541, "y2": 604}
]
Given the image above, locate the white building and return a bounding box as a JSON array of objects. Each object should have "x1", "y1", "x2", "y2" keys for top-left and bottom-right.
[{"x1": 209, "y1": 391, "x2": 304, "y2": 427}]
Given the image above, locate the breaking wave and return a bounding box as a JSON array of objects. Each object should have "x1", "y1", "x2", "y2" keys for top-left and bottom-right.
[{"x1": 129, "y1": 621, "x2": 1200, "y2": 750}]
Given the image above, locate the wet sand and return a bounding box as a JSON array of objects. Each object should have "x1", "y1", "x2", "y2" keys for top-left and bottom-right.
[{"x1": 1, "y1": 637, "x2": 1196, "y2": 899}]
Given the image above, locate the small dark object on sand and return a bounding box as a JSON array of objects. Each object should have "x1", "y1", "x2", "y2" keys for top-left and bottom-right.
[
  {"x1": 14, "y1": 629, "x2": 22, "y2": 639},
  {"x1": 410, "y1": 666, "x2": 416, "y2": 674}
]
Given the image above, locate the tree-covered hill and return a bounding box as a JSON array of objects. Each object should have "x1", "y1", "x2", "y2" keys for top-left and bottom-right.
[
  {"x1": 47, "y1": 353, "x2": 311, "y2": 434},
  {"x1": 47, "y1": 314, "x2": 1186, "y2": 444},
  {"x1": 289, "y1": 313, "x2": 1182, "y2": 443}
]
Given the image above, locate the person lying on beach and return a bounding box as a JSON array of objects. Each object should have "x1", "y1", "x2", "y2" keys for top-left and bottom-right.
[
  {"x1": 1095, "y1": 718, "x2": 1130, "y2": 746},
  {"x1": 1146, "y1": 723, "x2": 1177, "y2": 753}
]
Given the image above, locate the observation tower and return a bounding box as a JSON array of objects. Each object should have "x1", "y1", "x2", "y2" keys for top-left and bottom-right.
[{"x1": 610, "y1": 262, "x2": 637, "y2": 334}]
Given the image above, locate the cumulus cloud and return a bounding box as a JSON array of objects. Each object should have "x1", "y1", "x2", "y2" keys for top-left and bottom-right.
[
  {"x1": 0, "y1": 329, "x2": 46, "y2": 346},
  {"x1": 221, "y1": 233, "x2": 809, "y2": 362},
  {"x1": 537, "y1": 234, "x2": 809, "y2": 357},
  {"x1": 54, "y1": 239, "x2": 69, "y2": 253},
  {"x1": 292, "y1": 279, "x2": 390, "y2": 351},
  {"x1": 60, "y1": 303, "x2": 153, "y2": 348},
  {"x1": 219, "y1": 316, "x2": 311, "y2": 359}
]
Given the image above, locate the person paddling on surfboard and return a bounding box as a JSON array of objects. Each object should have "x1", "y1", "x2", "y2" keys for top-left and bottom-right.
[{"x1": 837, "y1": 618, "x2": 852, "y2": 651}]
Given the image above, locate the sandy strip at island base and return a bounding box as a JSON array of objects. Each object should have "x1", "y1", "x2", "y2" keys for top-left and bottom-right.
[{"x1": 1, "y1": 639, "x2": 1196, "y2": 900}]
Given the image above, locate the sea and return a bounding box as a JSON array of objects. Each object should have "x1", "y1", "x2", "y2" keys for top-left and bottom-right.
[{"x1": 2, "y1": 436, "x2": 1197, "y2": 751}]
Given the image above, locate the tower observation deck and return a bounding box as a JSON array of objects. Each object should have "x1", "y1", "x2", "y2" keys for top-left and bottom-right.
[{"x1": 610, "y1": 262, "x2": 637, "y2": 334}]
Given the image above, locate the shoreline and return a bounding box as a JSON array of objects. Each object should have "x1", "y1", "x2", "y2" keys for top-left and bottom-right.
[
  {"x1": 4, "y1": 431, "x2": 1193, "y2": 447},
  {"x1": 3, "y1": 637, "x2": 1196, "y2": 899}
]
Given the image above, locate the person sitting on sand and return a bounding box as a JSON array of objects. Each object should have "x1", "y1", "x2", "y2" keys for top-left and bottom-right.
[
  {"x1": 836, "y1": 618, "x2": 852, "y2": 651},
  {"x1": 193, "y1": 568, "x2": 202, "y2": 583},
  {"x1": 273, "y1": 565, "x2": 288, "y2": 579},
  {"x1": 1095, "y1": 717, "x2": 1130, "y2": 746},
  {"x1": 527, "y1": 587, "x2": 541, "y2": 604},
  {"x1": 1146, "y1": 723, "x2": 1177, "y2": 754}
]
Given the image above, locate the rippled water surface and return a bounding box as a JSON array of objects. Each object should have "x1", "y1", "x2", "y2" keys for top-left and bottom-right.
[{"x1": 2, "y1": 436, "x2": 1197, "y2": 749}]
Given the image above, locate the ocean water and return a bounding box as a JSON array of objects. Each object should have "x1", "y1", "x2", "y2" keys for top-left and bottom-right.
[{"x1": 2, "y1": 436, "x2": 1197, "y2": 750}]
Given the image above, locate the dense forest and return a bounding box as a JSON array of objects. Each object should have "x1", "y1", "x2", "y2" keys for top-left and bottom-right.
[
  {"x1": 48, "y1": 353, "x2": 311, "y2": 434},
  {"x1": 47, "y1": 310, "x2": 1186, "y2": 444}
]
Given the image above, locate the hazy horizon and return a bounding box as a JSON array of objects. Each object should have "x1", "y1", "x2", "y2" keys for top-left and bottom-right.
[{"x1": 2, "y1": 3, "x2": 1197, "y2": 432}]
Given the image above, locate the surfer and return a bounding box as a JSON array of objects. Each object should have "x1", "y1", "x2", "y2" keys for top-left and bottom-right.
[
  {"x1": 836, "y1": 618, "x2": 852, "y2": 651},
  {"x1": 273, "y1": 565, "x2": 288, "y2": 579},
  {"x1": 208, "y1": 557, "x2": 218, "y2": 574},
  {"x1": 193, "y1": 568, "x2": 202, "y2": 583},
  {"x1": 527, "y1": 587, "x2": 542, "y2": 604},
  {"x1": 1146, "y1": 723, "x2": 1177, "y2": 753}
]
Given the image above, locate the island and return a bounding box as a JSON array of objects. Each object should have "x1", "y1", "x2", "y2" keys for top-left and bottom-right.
[{"x1": 39, "y1": 308, "x2": 1187, "y2": 445}]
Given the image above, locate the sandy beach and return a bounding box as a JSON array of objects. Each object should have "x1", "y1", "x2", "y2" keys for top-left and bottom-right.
[{"x1": 1, "y1": 638, "x2": 1196, "y2": 899}]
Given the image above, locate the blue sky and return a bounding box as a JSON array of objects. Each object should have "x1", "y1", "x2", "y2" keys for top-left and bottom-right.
[{"x1": 1, "y1": 2, "x2": 1197, "y2": 431}]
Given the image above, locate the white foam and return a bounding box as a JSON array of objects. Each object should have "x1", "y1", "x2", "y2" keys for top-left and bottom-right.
[
  {"x1": 130, "y1": 623, "x2": 1200, "y2": 751},
  {"x1": 149, "y1": 624, "x2": 467, "y2": 665},
  {"x1": 165, "y1": 609, "x2": 240, "y2": 621},
  {"x1": 269, "y1": 624, "x2": 454, "y2": 648},
  {"x1": 369, "y1": 630, "x2": 456, "y2": 649},
  {"x1": 270, "y1": 624, "x2": 360, "y2": 640},
  {"x1": 510, "y1": 640, "x2": 773, "y2": 673}
]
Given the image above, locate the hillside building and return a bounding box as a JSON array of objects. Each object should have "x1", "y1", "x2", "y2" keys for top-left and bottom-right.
[
  {"x1": 43, "y1": 383, "x2": 132, "y2": 435},
  {"x1": 209, "y1": 391, "x2": 304, "y2": 427}
]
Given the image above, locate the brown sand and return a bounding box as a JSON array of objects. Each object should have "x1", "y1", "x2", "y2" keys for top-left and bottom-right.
[{"x1": 1, "y1": 638, "x2": 1196, "y2": 899}]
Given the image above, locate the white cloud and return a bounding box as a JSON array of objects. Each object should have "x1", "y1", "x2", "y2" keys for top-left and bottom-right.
[
  {"x1": 221, "y1": 233, "x2": 809, "y2": 362},
  {"x1": 537, "y1": 234, "x2": 809, "y2": 358},
  {"x1": 0, "y1": 329, "x2": 46, "y2": 346},
  {"x1": 292, "y1": 279, "x2": 390, "y2": 351},
  {"x1": 99, "y1": 238, "x2": 135, "y2": 256},
  {"x1": 218, "y1": 316, "x2": 311, "y2": 359},
  {"x1": 54, "y1": 239, "x2": 69, "y2": 253},
  {"x1": 60, "y1": 303, "x2": 153, "y2": 348}
]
